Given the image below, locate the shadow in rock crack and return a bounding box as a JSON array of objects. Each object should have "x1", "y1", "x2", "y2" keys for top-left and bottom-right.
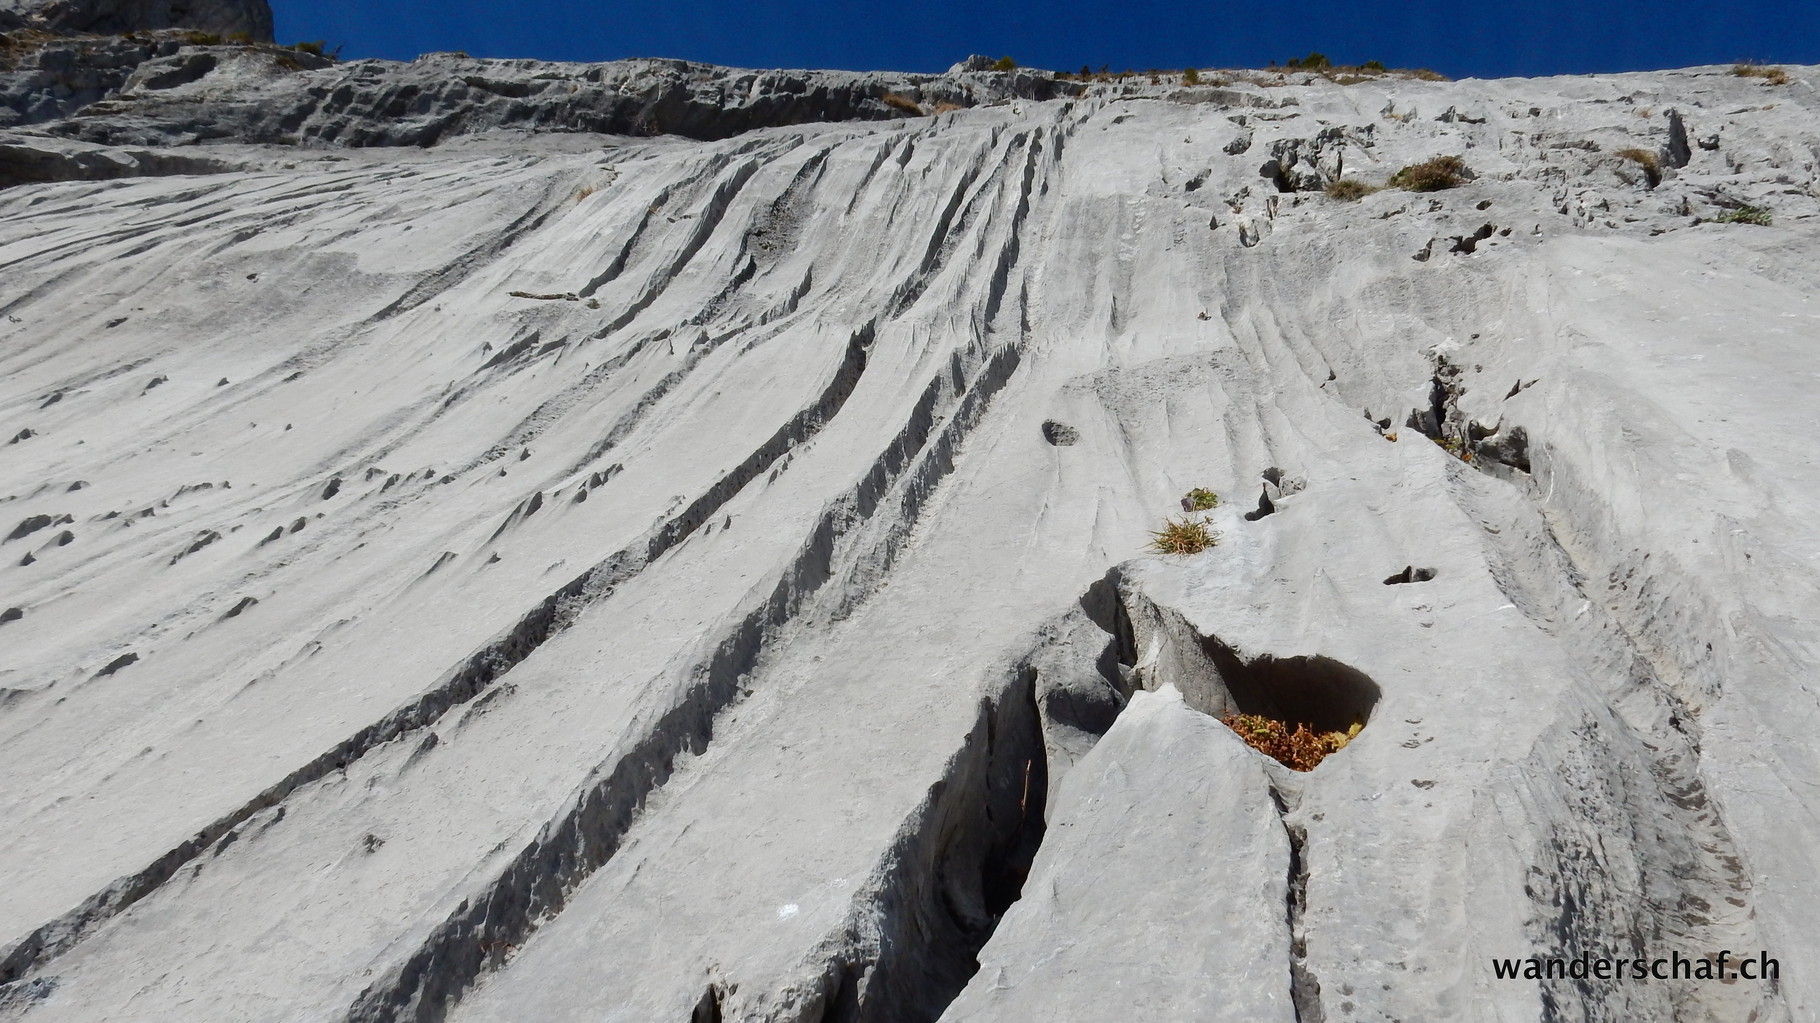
[
  {"x1": 804, "y1": 669, "x2": 1051, "y2": 1023},
  {"x1": 1121, "y1": 587, "x2": 1380, "y2": 737},
  {"x1": 801, "y1": 575, "x2": 1132, "y2": 1023},
  {"x1": 791, "y1": 574, "x2": 1384, "y2": 1023}
]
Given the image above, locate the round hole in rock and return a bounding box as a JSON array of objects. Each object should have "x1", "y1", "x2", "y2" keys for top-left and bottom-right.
[
  {"x1": 1201, "y1": 641, "x2": 1381, "y2": 736},
  {"x1": 1122, "y1": 596, "x2": 1381, "y2": 769},
  {"x1": 1383, "y1": 566, "x2": 1437, "y2": 585}
]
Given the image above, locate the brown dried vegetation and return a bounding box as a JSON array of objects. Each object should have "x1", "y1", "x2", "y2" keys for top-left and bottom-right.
[
  {"x1": 1733, "y1": 63, "x2": 1790, "y2": 86},
  {"x1": 881, "y1": 91, "x2": 924, "y2": 116},
  {"x1": 1222, "y1": 712, "x2": 1360, "y2": 771},
  {"x1": 1389, "y1": 155, "x2": 1470, "y2": 192}
]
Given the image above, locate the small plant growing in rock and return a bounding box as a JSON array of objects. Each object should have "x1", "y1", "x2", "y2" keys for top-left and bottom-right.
[
  {"x1": 1183, "y1": 487, "x2": 1219, "y2": 511},
  {"x1": 1183, "y1": 67, "x2": 1201, "y2": 85},
  {"x1": 1433, "y1": 435, "x2": 1473, "y2": 461},
  {"x1": 1222, "y1": 711, "x2": 1361, "y2": 771},
  {"x1": 1147, "y1": 516, "x2": 1218, "y2": 555},
  {"x1": 1325, "y1": 178, "x2": 1378, "y2": 201},
  {"x1": 992, "y1": 55, "x2": 1017, "y2": 72},
  {"x1": 1389, "y1": 156, "x2": 1470, "y2": 192},
  {"x1": 1283, "y1": 51, "x2": 1332, "y2": 71},
  {"x1": 1732, "y1": 63, "x2": 1790, "y2": 85},
  {"x1": 1614, "y1": 147, "x2": 1661, "y2": 186},
  {"x1": 881, "y1": 92, "x2": 924, "y2": 116},
  {"x1": 1714, "y1": 204, "x2": 1772, "y2": 225}
]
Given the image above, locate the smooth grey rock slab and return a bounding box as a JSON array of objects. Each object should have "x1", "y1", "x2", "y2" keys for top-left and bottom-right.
[{"x1": 939, "y1": 685, "x2": 1296, "y2": 1023}]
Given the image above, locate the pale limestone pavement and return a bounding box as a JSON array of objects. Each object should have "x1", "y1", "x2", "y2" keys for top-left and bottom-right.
[{"x1": 0, "y1": 21, "x2": 1816, "y2": 1022}]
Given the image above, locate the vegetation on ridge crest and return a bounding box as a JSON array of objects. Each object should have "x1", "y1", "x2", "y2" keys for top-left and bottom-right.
[{"x1": 1732, "y1": 63, "x2": 1790, "y2": 85}]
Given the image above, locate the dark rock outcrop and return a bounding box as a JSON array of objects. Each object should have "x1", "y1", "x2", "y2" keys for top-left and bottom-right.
[
  {"x1": 24, "y1": 52, "x2": 1081, "y2": 148},
  {"x1": 0, "y1": 33, "x2": 178, "y2": 127},
  {"x1": 1, "y1": 0, "x2": 272, "y2": 41}
]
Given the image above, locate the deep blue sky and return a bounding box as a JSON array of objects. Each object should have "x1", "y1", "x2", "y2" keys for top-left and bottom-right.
[{"x1": 272, "y1": 1, "x2": 1817, "y2": 80}]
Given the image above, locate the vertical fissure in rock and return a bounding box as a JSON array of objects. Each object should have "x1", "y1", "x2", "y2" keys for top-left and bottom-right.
[
  {"x1": 1272, "y1": 786, "x2": 1324, "y2": 1023},
  {"x1": 690, "y1": 984, "x2": 723, "y2": 1023},
  {"x1": 795, "y1": 580, "x2": 1134, "y2": 1023}
]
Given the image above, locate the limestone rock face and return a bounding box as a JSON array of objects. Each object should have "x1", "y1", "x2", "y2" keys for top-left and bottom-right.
[
  {"x1": 1, "y1": 0, "x2": 272, "y2": 40},
  {"x1": 0, "y1": 34, "x2": 179, "y2": 128},
  {"x1": 2, "y1": 49, "x2": 1076, "y2": 148},
  {"x1": 0, "y1": 53, "x2": 1817, "y2": 1023}
]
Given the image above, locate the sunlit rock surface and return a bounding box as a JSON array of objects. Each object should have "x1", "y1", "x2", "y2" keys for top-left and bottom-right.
[{"x1": 1, "y1": 46, "x2": 1817, "y2": 1023}]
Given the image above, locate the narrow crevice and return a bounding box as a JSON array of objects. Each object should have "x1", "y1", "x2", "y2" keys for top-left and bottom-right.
[
  {"x1": 801, "y1": 666, "x2": 1051, "y2": 1023},
  {"x1": 780, "y1": 579, "x2": 1128, "y2": 1023},
  {"x1": 691, "y1": 984, "x2": 725, "y2": 1023},
  {"x1": 978, "y1": 131, "x2": 1041, "y2": 331},
  {"x1": 1271, "y1": 786, "x2": 1325, "y2": 1023},
  {"x1": 888, "y1": 140, "x2": 998, "y2": 317},
  {"x1": 823, "y1": 343, "x2": 1023, "y2": 620}
]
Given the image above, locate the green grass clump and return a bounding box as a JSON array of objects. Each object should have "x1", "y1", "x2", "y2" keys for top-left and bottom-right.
[
  {"x1": 1282, "y1": 51, "x2": 1331, "y2": 70},
  {"x1": 1147, "y1": 516, "x2": 1219, "y2": 555},
  {"x1": 1184, "y1": 487, "x2": 1219, "y2": 511},
  {"x1": 1714, "y1": 205, "x2": 1772, "y2": 226},
  {"x1": 992, "y1": 55, "x2": 1017, "y2": 72},
  {"x1": 1389, "y1": 155, "x2": 1470, "y2": 192}
]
